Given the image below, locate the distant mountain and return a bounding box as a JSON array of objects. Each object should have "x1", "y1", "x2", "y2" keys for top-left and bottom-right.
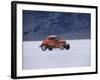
[{"x1": 23, "y1": 10, "x2": 91, "y2": 41}]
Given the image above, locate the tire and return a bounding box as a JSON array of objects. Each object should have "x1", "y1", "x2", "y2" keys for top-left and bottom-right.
[
  {"x1": 59, "y1": 46, "x2": 64, "y2": 50},
  {"x1": 48, "y1": 47, "x2": 53, "y2": 51},
  {"x1": 41, "y1": 45, "x2": 47, "y2": 51},
  {"x1": 65, "y1": 44, "x2": 70, "y2": 50}
]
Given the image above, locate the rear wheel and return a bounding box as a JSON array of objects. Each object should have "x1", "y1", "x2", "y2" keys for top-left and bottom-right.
[
  {"x1": 41, "y1": 45, "x2": 47, "y2": 51},
  {"x1": 48, "y1": 47, "x2": 53, "y2": 51}
]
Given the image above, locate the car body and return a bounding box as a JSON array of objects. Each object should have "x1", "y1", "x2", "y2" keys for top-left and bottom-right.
[{"x1": 40, "y1": 35, "x2": 70, "y2": 51}]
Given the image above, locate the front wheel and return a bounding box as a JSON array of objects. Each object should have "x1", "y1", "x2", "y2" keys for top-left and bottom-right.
[
  {"x1": 41, "y1": 45, "x2": 47, "y2": 51},
  {"x1": 64, "y1": 44, "x2": 70, "y2": 50}
]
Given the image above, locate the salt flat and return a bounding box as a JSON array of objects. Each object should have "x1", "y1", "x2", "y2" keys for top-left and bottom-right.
[{"x1": 22, "y1": 39, "x2": 91, "y2": 69}]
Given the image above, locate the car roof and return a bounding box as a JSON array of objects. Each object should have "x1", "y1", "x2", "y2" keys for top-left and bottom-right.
[{"x1": 48, "y1": 35, "x2": 58, "y2": 38}]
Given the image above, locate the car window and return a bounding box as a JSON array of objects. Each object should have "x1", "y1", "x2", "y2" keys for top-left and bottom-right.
[
  {"x1": 55, "y1": 37, "x2": 60, "y2": 40},
  {"x1": 48, "y1": 37, "x2": 54, "y2": 40},
  {"x1": 48, "y1": 37, "x2": 60, "y2": 40}
]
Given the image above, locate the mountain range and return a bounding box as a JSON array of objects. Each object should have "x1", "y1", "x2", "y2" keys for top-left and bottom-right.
[{"x1": 23, "y1": 10, "x2": 91, "y2": 41}]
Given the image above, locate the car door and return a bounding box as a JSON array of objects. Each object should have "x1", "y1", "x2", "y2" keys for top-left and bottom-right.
[{"x1": 48, "y1": 40, "x2": 56, "y2": 47}]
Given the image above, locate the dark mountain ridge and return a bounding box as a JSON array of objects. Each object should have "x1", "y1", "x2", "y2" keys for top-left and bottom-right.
[{"x1": 23, "y1": 10, "x2": 91, "y2": 41}]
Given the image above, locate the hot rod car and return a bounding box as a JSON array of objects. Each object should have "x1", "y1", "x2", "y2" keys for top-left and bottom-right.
[{"x1": 40, "y1": 35, "x2": 70, "y2": 51}]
